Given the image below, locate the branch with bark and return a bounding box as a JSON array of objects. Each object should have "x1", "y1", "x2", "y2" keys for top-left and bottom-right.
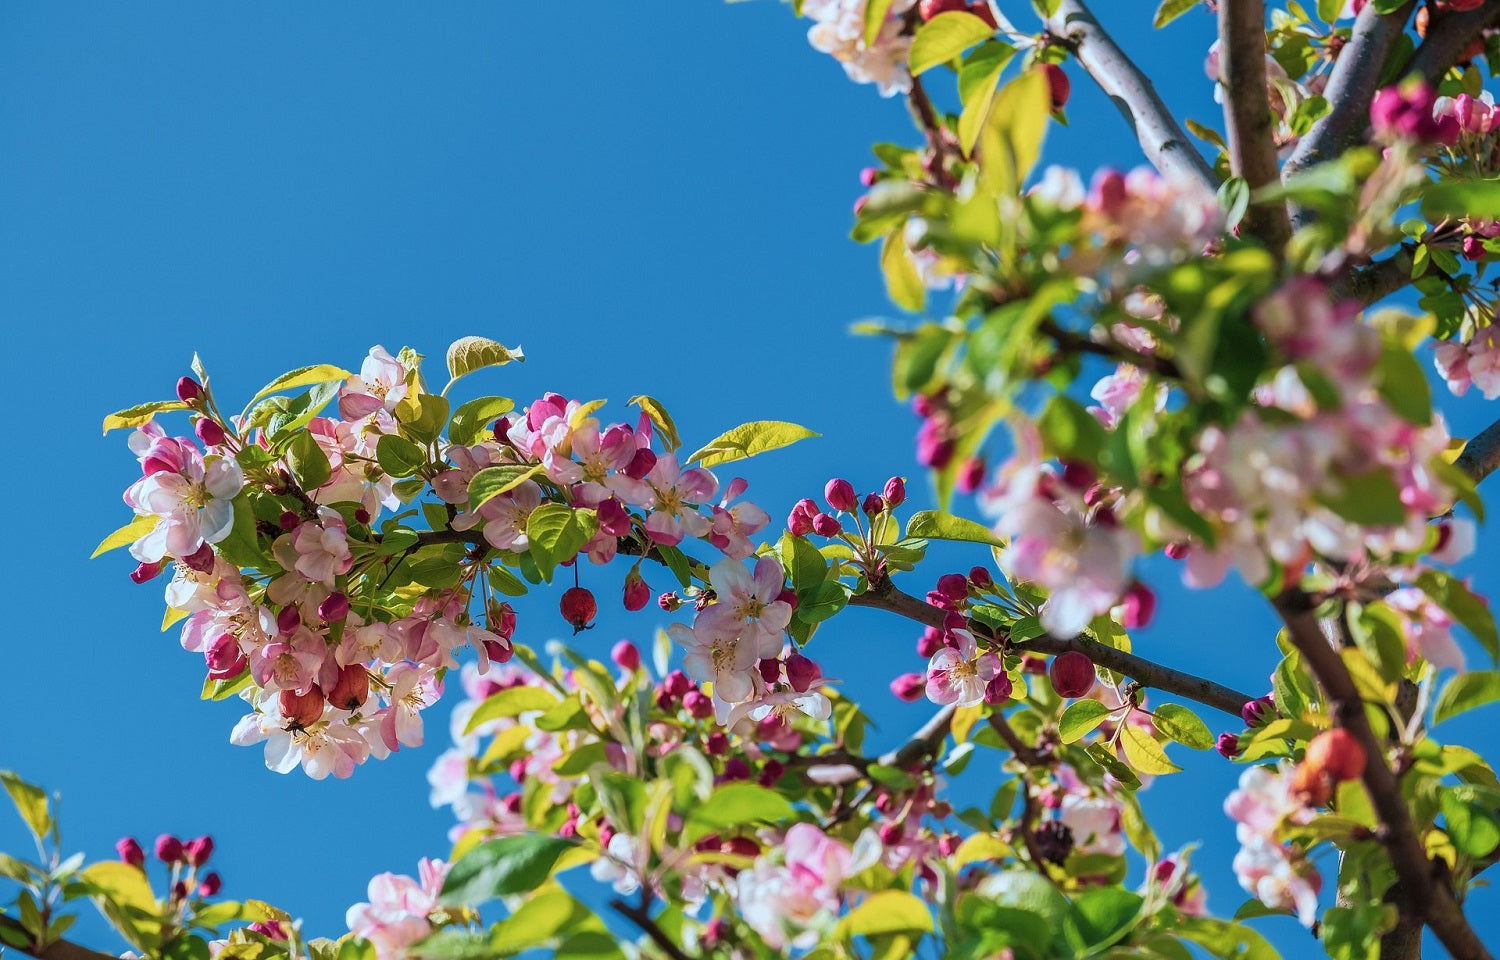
[
  {"x1": 1408, "y1": 3, "x2": 1500, "y2": 85},
  {"x1": 0, "y1": 917, "x2": 121, "y2": 960},
  {"x1": 1044, "y1": 0, "x2": 1218, "y2": 193},
  {"x1": 1218, "y1": 0, "x2": 1292, "y2": 251}
]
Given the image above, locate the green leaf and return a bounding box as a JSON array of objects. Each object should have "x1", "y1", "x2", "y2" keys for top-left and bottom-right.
[
  {"x1": 838, "y1": 890, "x2": 934, "y2": 938},
  {"x1": 1422, "y1": 179, "x2": 1500, "y2": 222},
  {"x1": 526, "y1": 504, "x2": 598, "y2": 581},
  {"x1": 1442, "y1": 788, "x2": 1500, "y2": 858},
  {"x1": 905, "y1": 510, "x2": 1004, "y2": 547},
  {"x1": 1120, "y1": 725, "x2": 1181, "y2": 775},
  {"x1": 1067, "y1": 888, "x2": 1144, "y2": 951},
  {"x1": 1058, "y1": 700, "x2": 1112, "y2": 744},
  {"x1": 1152, "y1": 703, "x2": 1214, "y2": 750},
  {"x1": 102, "y1": 400, "x2": 190, "y2": 434},
  {"x1": 1434, "y1": 671, "x2": 1500, "y2": 725},
  {"x1": 909, "y1": 11, "x2": 996, "y2": 75},
  {"x1": 1217, "y1": 177, "x2": 1250, "y2": 231},
  {"x1": 684, "y1": 783, "x2": 795, "y2": 843},
  {"x1": 92, "y1": 515, "x2": 159, "y2": 559},
  {"x1": 0, "y1": 772, "x2": 50, "y2": 842},
  {"x1": 438, "y1": 834, "x2": 578, "y2": 906},
  {"x1": 464, "y1": 686, "x2": 559, "y2": 733},
  {"x1": 1154, "y1": 0, "x2": 1200, "y2": 27},
  {"x1": 81, "y1": 861, "x2": 158, "y2": 913},
  {"x1": 1315, "y1": 469, "x2": 1407, "y2": 527},
  {"x1": 247, "y1": 363, "x2": 351, "y2": 407},
  {"x1": 1038, "y1": 394, "x2": 1106, "y2": 463},
  {"x1": 628, "y1": 395, "x2": 681, "y2": 452},
  {"x1": 687, "y1": 420, "x2": 820, "y2": 468},
  {"x1": 880, "y1": 229, "x2": 926, "y2": 313},
  {"x1": 1374, "y1": 343, "x2": 1432, "y2": 425},
  {"x1": 489, "y1": 887, "x2": 601, "y2": 955},
  {"x1": 864, "y1": 0, "x2": 896, "y2": 45},
  {"x1": 1417, "y1": 570, "x2": 1499, "y2": 661},
  {"x1": 1085, "y1": 742, "x2": 1141, "y2": 789},
  {"x1": 467, "y1": 464, "x2": 543, "y2": 512},
  {"x1": 447, "y1": 396, "x2": 515, "y2": 447},
  {"x1": 958, "y1": 42, "x2": 1016, "y2": 155},
  {"x1": 1316, "y1": 0, "x2": 1344, "y2": 21},
  {"x1": 444, "y1": 336, "x2": 525, "y2": 391},
  {"x1": 978, "y1": 68, "x2": 1050, "y2": 198},
  {"x1": 376, "y1": 434, "x2": 427, "y2": 479},
  {"x1": 1175, "y1": 917, "x2": 1280, "y2": 960},
  {"x1": 286, "y1": 431, "x2": 332, "y2": 491}
]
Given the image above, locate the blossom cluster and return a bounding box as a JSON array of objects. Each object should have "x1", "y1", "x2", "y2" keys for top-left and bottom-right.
[
  {"x1": 1224, "y1": 763, "x2": 1320, "y2": 926},
  {"x1": 803, "y1": 0, "x2": 918, "y2": 98}
]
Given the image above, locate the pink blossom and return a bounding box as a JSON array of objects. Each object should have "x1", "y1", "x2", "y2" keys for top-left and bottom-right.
[
  {"x1": 125, "y1": 445, "x2": 244, "y2": 563},
  {"x1": 286, "y1": 514, "x2": 355, "y2": 586},
  {"x1": 670, "y1": 621, "x2": 757, "y2": 703},
  {"x1": 696, "y1": 557, "x2": 793, "y2": 658},
  {"x1": 248, "y1": 628, "x2": 325, "y2": 694},
  {"x1": 925, "y1": 629, "x2": 998, "y2": 706},
  {"x1": 1387, "y1": 587, "x2": 1464, "y2": 670},
  {"x1": 345, "y1": 858, "x2": 448, "y2": 960},
  {"x1": 803, "y1": 0, "x2": 917, "y2": 98},
  {"x1": 339, "y1": 345, "x2": 409, "y2": 419},
  {"x1": 454, "y1": 480, "x2": 543, "y2": 552},
  {"x1": 642, "y1": 454, "x2": 718, "y2": 546}
]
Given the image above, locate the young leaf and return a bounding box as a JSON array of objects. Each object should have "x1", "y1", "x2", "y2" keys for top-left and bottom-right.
[
  {"x1": 92, "y1": 515, "x2": 159, "y2": 559},
  {"x1": 909, "y1": 11, "x2": 996, "y2": 76},
  {"x1": 688, "y1": 421, "x2": 820, "y2": 468},
  {"x1": 1152, "y1": 703, "x2": 1214, "y2": 750},
  {"x1": 1433, "y1": 671, "x2": 1500, "y2": 726},
  {"x1": 838, "y1": 890, "x2": 934, "y2": 938},
  {"x1": 246, "y1": 364, "x2": 351, "y2": 407},
  {"x1": 0, "y1": 772, "x2": 50, "y2": 843},
  {"x1": 438, "y1": 834, "x2": 578, "y2": 906},
  {"x1": 1058, "y1": 700, "x2": 1112, "y2": 743},
  {"x1": 1417, "y1": 570, "x2": 1500, "y2": 661},
  {"x1": 445, "y1": 336, "x2": 525, "y2": 391},
  {"x1": 684, "y1": 783, "x2": 796, "y2": 843},
  {"x1": 628, "y1": 395, "x2": 681, "y2": 451},
  {"x1": 102, "y1": 400, "x2": 190, "y2": 435},
  {"x1": 448, "y1": 396, "x2": 515, "y2": 447},
  {"x1": 881, "y1": 228, "x2": 926, "y2": 313},
  {"x1": 1154, "y1": 0, "x2": 1200, "y2": 27},
  {"x1": 468, "y1": 464, "x2": 544, "y2": 512},
  {"x1": 464, "y1": 686, "x2": 559, "y2": 734},
  {"x1": 1120, "y1": 725, "x2": 1182, "y2": 775},
  {"x1": 905, "y1": 510, "x2": 1005, "y2": 547}
]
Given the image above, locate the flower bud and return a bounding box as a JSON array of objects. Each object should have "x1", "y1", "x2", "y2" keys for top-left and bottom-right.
[
  {"x1": 176, "y1": 377, "x2": 203, "y2": 404},
  {"x1": 935, "y1": 573, "x2": 969, "y2": 604},
  {"x1": 155, "y1": 834, "x2": 185, "y2": 863},
  {"x1": 623, "y1": 447, "x2": 657, "y2": 480},
  {"x1": 1090, "y1": 168, "x2": 1128, "y2": 217},
  {"x1": 279, "y1": 686, "x2": 325, "y2": 728},
  {"x1": 785, "y1": 653, "x2": 821, "y2": 693},
  {"x1": 705, "y1": 731, "x2": 729, "y2": 755},
  {"x1": 1118, "y1": 581, "x2": 1156, "y2": 630},
  {"x1": 172, "y1": 880, "x2": 188, "y2": 901},
  {"x1": 683, "y1": 689, "x2": 714, "y2": 719},
  {"x1": 1021, "y1": 654, "x2": 1048, "y2": 675},
  {"x1": 1241, "y1": 695, "x2": 1276, "y2": 728},
  {"x1": 611, "y1": 640, "x2": 641, "y2": 672},
  {"x1": 1060, "y1": 461, "x2": 1096, "y2": 491},
  {"x1": 181, "y1": 542, "x2": 216, "y2": 574},
  {"x1": 1040, "y1": 63, "x2": 1071, "y2": 111},
  {"x1": 916, "y1": 627, "x2": 944, "y2": 658},
  {"x1": 778, "y1": 588, "x2": 798, "y2": 610},
  {"x1": 878, "y1": 822, "x2": 904, "y2": 845},
  {"x1": 194, "y1": 417, "x2": 226, "y2": 447},
  {"x1": 483, "y1": 638, "x2": 514, "y2": 665},
  {"x1": 276, "y1": 605, "x2": 301, "y2": 634},
  {"x1": 883, "y1": 476, "x2": 907, "y2": 508},
  {"x1": 353, "y1": 507, "x2": 371, "y2": 525},
  {"x1": 1164, "y1": 541, "x2": 1190, "y2": 560},
  {"x1": 966, "y1": 1, "x2": 997, "y2": 28},
  {"x1": 130, "y1": 559, "x2": 167, "y2": 584},
  {"x1": 918, "y1": 0, "x2": 968, "y2": 19},
  {"x1": 758, "y1": 658, "x2": 782, "y2": 685},
  {"x1": 560, "y1": 587, "x2": 597, "y2": 633},
  {"x1": 890, "y1": 672, "x2": 926, "y2": 702},
  {"x1": 1048, "y1": 651, "x2": 1095, "y2": 699},
  {"x1": 983, "y1": 673, "x2": 1013, "y2": 705},
  {"x1": 1464, "y1": 236, "x2": 1487, "y2": 261},
  {"x1": 811, "y1": 512, "x2": 842, "y2": 538},
  {"x1": 663, "y1": 670, "x2": 694, "y2": 699},
  {"x1": 1303, "y1": 728, "x2": 1366, "y2": 783},
  {"x1": 916, "y1": 418, "x2": 955, "y2": 469},
  {"x1": 703, "y1": 917, "x2": 726, "y2": 947},
  {"x1": 278, "y1": 510, "x2": 300, "y2": 530},
  {"x1": 622, "y1": 570, "x2": 651, "y2": 612},
  {"x1": 198, "y1": 872, "x2": 222, "y2": 898},
  {"x1": 955, "y1": 457, "x2": 986, "y2": 494},
  {"x1": 824, "y1": 478, "x2": 857, "y2": 513},
  {"x1": 721, "y1": 758, "x2": 751, "y2": 781},
  {"x1": 1034, "y1": 820, "x2": 1074, "y2": 864},
  {"x1": 596, "y1": 497, "x2": 632, "y2": 537},
  {"x1": 318, "y1": 592, "x2": 349, "y2": 623},
  {"x1": 758, "y1": 759, "x2": 786, "y2": 787},
  {"x1": 968, "y1": 566, "x2": 993, "y2": 589},
  {"x1": 788, "y1": 510, "x2": 815, "y2": 537},
  {"x1": 205, "y1": 634, "x2": 244, "y2": 676},
  {"x1": 862, "y1": 492, "x2": 885, "y2": 516},
  {"x1": 492, "y1": 601, "x2": 518, "y2": 639},
  {"x1": 184, "y1": 835, "x2": 214, "y2": 866},
  {"x1": 325, "y1": 663, "x2": 370, "y2": 711},
  {"x1": 1216, "y1": 732, "x2": 1241, "y2": 758},
  {"x1": 859, "y1": 166, "x2": 881, "y2": 186},
  {"x1": 116, "y1": 837, "x2": 145, "y2": 868}
]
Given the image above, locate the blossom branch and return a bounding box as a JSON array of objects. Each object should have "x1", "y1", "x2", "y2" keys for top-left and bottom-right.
[
  {"x1": 609, "y1": 897, "x2": 696, "y2": 960},
  {"x1": 1044, "y1": 0, "x2": 1218, "y2": 193},
  {"x1": 1275, "y1": 590, "x2": 1493, "y2": 960},
  {"x1": 803, "y1": 703, "x2": 959, "y2": 786},
  {"x1": 1282, "y1": 1, "x2": 1415, "y2": 223},
  {"x1": 1217, "y1": 0, "x2": 1291, "y2": 251},
  {"x1": 849, "y1": 578, "x2": 1255, "y2": 717},
  {"x1": 1408, "y1": 4, "x2": 1500, "y2": 85},
  {"x1": 0, "y1": 918, "x2": 119, "y2": 960}
]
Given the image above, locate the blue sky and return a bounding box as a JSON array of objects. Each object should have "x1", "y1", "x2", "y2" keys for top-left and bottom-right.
[{"x1": 2, "y1": 1, "x2": 1497, "y2": 954}]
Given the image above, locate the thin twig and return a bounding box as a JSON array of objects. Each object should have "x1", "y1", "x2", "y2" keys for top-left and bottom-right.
[
  {"x1": 1045, "y1": 0, "x2": 1218, "y2": 192},
  {"x1": 1275, "y1": 591, "x2": 1493, "y2": 960},
  {"x1": 1217, "y1": 0, "x2": 1291, "y2": 251},
  {"x1": 609, "y1": 898, "x2": 696, "y2": 960},
  {"x1": 849, "y1": 578, "x2": 1255, "y2": 718},
  {"x1": 0, "y1": 917, "x2": 127, "y2": 960},
  {"x1": 988, "y1": 711, "x2": 1045, "y2": 767}
]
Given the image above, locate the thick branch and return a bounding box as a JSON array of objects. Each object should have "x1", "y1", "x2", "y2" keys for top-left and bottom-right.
[
  {"x1": 1282, "y1": 1, "x2": 1415, "y2": 220},
  {"x1": 1218, "y1": 0, "x2": 1291, "y2": 251},
  {"x1": 804, "y1": 703, "x2": 958, "y2": 785},
  {"x1": 1275, "y1": 592, "x2": 1492, "y2": 960},
  {"x1": 0, "y1": 917, "x2": 120, "y2": 960},
  {"x1": 1455, "y1": 414, "x2": 1500, "y2": 487},
  {"x1": 1408, "y1": 4, "x2": 1500, "y2": 85},
  {"x1": 849, "y1": 578, "x2": 1255, "y2": 718},
  {"x1": 1045, "y1": 0, "x2": 1218, "y2": 193},
  {"x1": 1331, "y1": 248, "x2": 1414, "y2": 304},
  {"x1": 609, "y1": 899, "x2": 695, "y2": 960}
]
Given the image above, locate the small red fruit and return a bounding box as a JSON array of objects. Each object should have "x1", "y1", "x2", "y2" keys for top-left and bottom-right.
[
  {"x1": 279, "y1": 686, "x2": 325, "y2": 728},
  {"x1": 1041, "y1": 63, "x2": 1071, "y2": 112},
  {"x1": 1049, "y1": 651, "x2": 1096, "y2": 698},
  {"x1": 919, "y1": 0, "x2": 968, "y2": 20},
  {"x1": 967, "y1": 1, "x2": 998, "y2": 29},
  {"x1": 1304, "y1": 728, "x2": 1367, "y2": 783},
  {"x1": 325, "y1": 663, "x2": 370, "y2": 711},
  {"x1": 560, "y1": 586, "x2": 597, "y2": 633}
]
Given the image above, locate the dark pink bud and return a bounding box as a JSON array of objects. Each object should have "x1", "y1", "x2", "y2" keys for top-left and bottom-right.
[
  {"x1": 854, "y1": 195, "x2": 869, "y2": 216},
  {"x1": 325, "y1": 663, "x2": 369, "y2": 711},
  {"x1": 912, "y1": 394, "x2": 938, "y2": 418},
  {"x1": 622, "y1": 569, "x2": 651, "y2": 612},
  {"x1": 116, "y1": 837, "x2": 145, "y2": 868},
  {"x1": 509, "y1": 759, "x2": 528, "y2": 782},
  {"x1": 703, "y1": 917, "x2": 726, "y2": 947},
  {"x1": 1022, "y1": 654, "x2": 1048, "y2": 675},
  {"x1": 178, "y1": 542, "x2": 214, "y2": 574},
  {"x1": 758, "y1": 658, "x2": 782, "y2": 685},
  {"x1": 938, "y1": 834, "x2": 960, "y2": 857},
  {"x1": 1118, "y1": 582, "x2": 1156, "y2": 629},
  {"x1": 916, "y1": 418, "x2": 955, "y2": 469},
  {"x1": 276, "y1": 606, "x2": 301, "y2": 634},
  {"x1": 1216, "y1": 732, "x2": 1241, "y2": 758},
  {"x1": 279, "y1": 686, "x2": 325, "y2": 728},
  {"x1": 968, "y1": 566, "x2": 993, "y2": 589},
  {"x1": 623, "y1": 448, "x2": 657, "y2": 480},
  {"x1": 862, "y1": 492, "x2": 885, "y2": 516},
  {"x1": 155, "y1": 834, "x2": 185, "y2": 863},
  {"x1": 1049, "y1": 651, "x2": 1096, "y2": 699},
  {"x1": 176, "y1": 377, "x2": 203, "y2": 404},
  {"x1": 705, "y1": 731, "x2": 729, "y2": 755},
  {"x1": 598, "y1": 823, "x2": 616, "y2": 848},
  {"x1": 983, "y1": 673, "x2": 1013, "y2": 705},
  {"x1": 1153, "y1": 859, "x2": 1177, "y2": 884},
  {"x1": 722, "y1": 758, "x2": 752, "y2": 781},
  {"x1": 942, "y1": 611, "x2": 968, "y2": 636},
  {"x1": 916, "y1": 628, "x2": 944, "y2": 658},
  {"x1": 130, "y1": 559, "x2": 167, "y2": 584},
  {"x1": 824, "y1": 478, "x2": 858, "y2": 513},
  {"x1": 758, "y1": 760, "x2": 786, "y2": 787},
  {"x1": 1242, "y1": 695, "x2": 1276, "y2": 728},
  {"x1": 683, "y1": 690, "x2": 714, "y2": 719},
  {"x1": 492, "y1": 601, "x2": 517, "y2": 639},
  {"x1": 890, "y1": 672, "x2": 926, "y2": 702},
  {"x1": 597, "y1": 497, "x2": 632, "y2": 537},
  {"x1": 205, "y1": 634, "x2": 243, "y2": 675},
  {"x1": 502, "y1": 793, "x2": 523, "y2": 814},
  {"x1": 788, "y1": 510, "x2": 814, "y2": 536},
  {"x1": 777, "y1": 588, "x2": 798, "y2": 610},
  {"x1": 318, "y1": 592, "x2": 349, "y2": 622},
  {"x1": 655, "y1": 688, "x2": 675, "y2": 712},
  {"x1": 955, "y1": 457, "x2": 986, "y2": 494},
  {"x1": 611, "y1": 640, "x2": 641, "y2": 672},
  {"x1": 1464, "y1": 236, "x2": 1487, "y2": 261},
  {"x1": 194, "y1": 417, "x2": 226, "y2": 447},
  {"x1": 785, "y1": 653, "x2": 821, "y2": 693},
  {"x1": 1090, "y1": 169, "x2": 1128, "y2": 217},
  {"x1": 483, "y1": 638, "x2": 514, "y2": 664},
  {"x1": 859, "y1": 166, "x2": 880, "y2": 187},
  {"x1": 1060, "y1": 461, "x2": 1097, "y2": 491},
  {"x1": 811, "y1": 512, "x2": 842, "y2": 538},
  {"x1": 250, "y1": 921, "x2": 288, "y2": 941},
  {"x1": 883, "y1": 476, "x2": 907, "y2": 507},
  {"x1": 658, "y1": 592, "x2": 682, "y2": 612},
  {"x1": 664, "y1": 670, "x2": 694, "y2": 699},
  {"x1": 935, "y1": 574, "x2": 969, "y2": 603},
  {"x1": 198, "y1": 872, "x2": 222, "y2": 898},
  {"x1": 878, "y1": 822, "x2": 903, "y2": 845},
  {"x1": 1164, "y1": 541, "x2": 1190, "y2": 560},
  {"x1": 353, "y1": 507, "x2": 371, "y2": 525},
  {"x1": 172, "y1": 880, "x2": 188, "y2": 901},
  {"x1": 184, "y1": 835, "x2": 214, "y2": 866},
  {"x1": 278, "y1": 511, "x2": 300, "y2": 530}
]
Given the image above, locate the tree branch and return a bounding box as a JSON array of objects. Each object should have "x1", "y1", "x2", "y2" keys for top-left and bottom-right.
[
  {"x1": 804, "y1": 703, "x2": 958, "y2": 786},
  {"x1": 1218, "y1": 0, "x2": 1291, "y2": 251},
  {"x1": 609, "y1": 898, "x2": 696, "y2": 960},
  {"x1": 0, "y1": 917, "x2": 121, "y2": 960},
  {"x1": 1455, "y1": 413, "x2": 1500, "y2": 487},
  {"x1": 1408, "y1": 3, "x2": 1500, "y2": 86},
  {"x1": 1330, "y1": 247, "x2": 1414, "y2": 304},
  {"x1": 1044, "y1": 0, "x2": 1218, "y2": 193},
  {"x1": 1281, "y1": 1, "x2": 1415, "y2": 227},
  {"x1": 1274, "y1": 590, "x2": 1492, "y2": 960},
  {"x1": 849, "y1": 578, "x2": 1255, "y2": 718}
]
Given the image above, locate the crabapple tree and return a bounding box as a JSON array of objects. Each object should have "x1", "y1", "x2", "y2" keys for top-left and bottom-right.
[{"x1": 7, "y1": 1, "x2": 1500, "y2": 959}]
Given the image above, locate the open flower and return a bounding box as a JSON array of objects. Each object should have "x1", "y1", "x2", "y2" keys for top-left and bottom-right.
[{"x1": 925, "y1": 629, "x2": 997, "y2": 706}]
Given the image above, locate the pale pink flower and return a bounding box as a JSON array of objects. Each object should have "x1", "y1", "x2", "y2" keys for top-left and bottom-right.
[
  {"x1": 287, "y1": 514, "x2": 354, "y2": 586},
  {"x1": 1233, "y1": 835, "x2": 1321, "y2": 927},
  {"x1": 589, "y1": 833, "x2": 642, "y2": 896},
  {"x1": 339, "y1": 345, "x2": 409, "y2": 419},
  {"x1": 126, "y1": 450, "x2": 244, "y2": 563},
  {"x1": 803, "y1": 0, "x2": 917, "y2": 98},
  {"x1": 345, "y1": 858, "x2": 448, "y2": 960},
  {"x1": 1387, "y1": 587, "x2": 1464, "y2": 670},
  {"x1": 696, "y1": 557, "x2": 792, "y2": 658},
  {"x1": 248, "y1": 628, "x2": 325, "y2": 694},
  {"x1": 642, "y1": 454, "x2": 718, "y2": 545},
  {"x1": 1060, "y1": 795, "x2": 1125, "y2": 856},
  {"x1": 455, "y1": 481, "x2": 542, "y2": 552},
  {"x1": 670, "y1": 621, "x2": 757, "y2": 703},
  {"x1": 926, "y1": 629, "x2": 998, "y2": 707}
]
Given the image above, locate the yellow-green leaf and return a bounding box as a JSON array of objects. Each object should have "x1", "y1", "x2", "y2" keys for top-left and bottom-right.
[
  {"x1": 864, "y1": 0, "x2": 896, "y2": 46},
  {"x1": 1152, "y1": 703, "x2": 1215, "y2": 750},
  {"x1": 465, "y1": 686, "x2": 560, "y2": 734},
  {"x1": 1059, "y1": 700, "x2": 1112, "y2": 744},
  {"x1": 102, "y1": 400, "x2": 189, "y2": 435},
  {"x1": 880, "y1": 229, "x2": 926, "y2": 313},
  {"x1": 688, "y1": 421, "x2": 820, "y2": 469},
  {"x1": 0, "y1": 773, "x2": 50, "y2": 842},
  {"x1": 628, "y1": 395, "x2": 681, "y2": 452},
  {"x1": 838, "y1": 890, "x2": 934, "y2": 938},
  {"x1": 958, "y1": 41, "x2": 1016, "y2": 156},
  {"x1": 445, "y1": 336, "x2": 525, "y2": 391},
  {"x1": 909, "y1": 11, "x2": 996, "y2": 75},
  {"x1": 905, "y1": 510, "x2": 1004, "y2": 547},
  {"x1": 1120, "y1": 725, "x2": 1181, "y2": 775},
  {"x1": 979, "y1": 68, "x2": 1050, "y2": 198},
  {"x1": 953, "y1": 833, "x2": 1012, "y2": 867},
  {"x1": 468, "y1": 464, "x2": 544, "y2": 512},
  {"x1": 91, "y1": 515, "x2": 158, "y2": 559},
  {"x1": 81, "y1": 861, "x2": 157, "y2": 913},
  {"x1": 247, "y1": 364, "x2": 352, "y2": 406}
]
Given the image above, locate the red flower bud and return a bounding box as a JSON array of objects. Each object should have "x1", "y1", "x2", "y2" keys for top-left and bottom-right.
[
  {"x1": 176, "y1": 377, "x2": 203, "y2": 404},
  {"x1": 1242, "y1": 695, "x2": 1276, "y2": 728},
  {"x1": 861, "y1": 492, "x2": 885, "y2": 516},
  {"x1": 916, "y1": 627, "x2": 944, "y2": 658},
  {"x1": 785, "y1": 653, "x2": 821, "y2": 693},
  {"x1": 1048, "y1": 651, "x2": 1096, "y2": 699},
  {"x1": 878, "y1": 822, "x2": 904, "y2": 845},
  {"x1": 663, "y1": 670, "x2": 694, "y2": 699},
  {"x1": 883, "y1": 476, "x2": 907, "y2": 508},
  {"x1": 623, "y1": 569, "x2": 651, "y2": 611},
  {"x1": 184, "y1": 835, "x2": 214, "y2": 866},
  {"x1": 721, "y1": 758, "x2": 752, "y2": 781},
  {"x1": 705, "y1": 731, "x2": 729, "y2": 755},
  {"x1": 276, "y1": 606, "x2": 301, "y2": 634},
  {"x1": 354, "y1": 507, "x2": 371, "y2": 525},
  {"x1": 155, "y1": 834, "x2": 185, "y2": 863},
  {"x1": 983, "y1": 673, "x2": 1013, "y2": 705},
  {"x1": 1303, "y1": 728, "x2": 1366, "y2": 783},
  {"x1": 194, "y1": 417, "x2": 226, "y2": 447},
  {"x1": 1118, "y1": 581, "x2": 1156, "y2": 629},
  {"x1": 967, "y1": 1, "x2": 997, "y2": 28},
  {"x1": 492, "y1": 601, "x2": 517, "y2": 639},
  {"x1": 325, "y1": 663, "x2": 370, "y2": 711},
  {"x1": 1041, "y1": 63, "x2": 1071, "y2": 111},
  {"x1": 560, "y1": 587, "x2": 597, "y2": 633},
  {"x1": 777, "y1": 588, "x2": 798, "y2": 610},
  {"x1": 918, "y1": 0, "x2": 967, "y2": 19},
  {"x1": 597, "y1": 497, "x2": 632, "y2": 537},
  {"x1": 116, "y1": 837, "x2": 145, "y2": 868},
  {"x1": 279, "y1": 686, "x2": 325, "y2": 728},
  {"x1": 824, "y1": 478, "x2": 857, "y2": 513},
  {"x1": 130, "y1": 559, "x2": 167, "y2": 584},
  {"x1": 318, "y1": 592, "x2": 349, "y2": 623},
  {"x1": 683, "y1": 690, "x2": 714, "y2": 719},
  {"x1": 1216, "y1": 732, "x2": 1241, "y2": 759},
  {"x1": 968, "y1": 566, "x2": 993, "y2": 589},
  {"x1": 611, "y1": 640, "x2": 641, "y2": 672},
  {"x1": 811, "y1": 512, "x2": 842, "y2": 537},
  {"x1": 935, "y1": 573, "x2": 969, "y2": 604},
  {"x1": 955, "y1": 457, "x2": 986, "y2": 494},
  {"x1": 758, "y1": 760, "x2": 786, "y2": 787},
  {"x1": 758, "y1": 658, "x2": 783, "y2": 685},
  {"x1": 278, "y1": 510, "x2": 300, "y2": 530},
  {"x1": 198, "y1": 872, "x2": 223, "y2": 898},
  {"x1": 890, "y1": 672, "x2": 926, "y2": 702},
  {"x1": 623, "y1": 448, "x2": 657, "y2": 480}
]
